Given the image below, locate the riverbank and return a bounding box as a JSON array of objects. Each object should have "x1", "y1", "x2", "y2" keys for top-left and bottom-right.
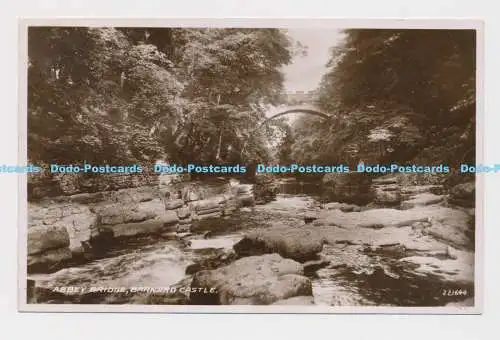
[
  {"x1": 27, "y1": 177, "x2": 256, "y2": 274},
  {"x1": 27, "y1": 175, "x2": 475, "y2": 307}
]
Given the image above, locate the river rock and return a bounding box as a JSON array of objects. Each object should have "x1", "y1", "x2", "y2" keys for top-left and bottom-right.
[
  {"x1": 189, "y1": 254, "x2": 313, "y2": 305},
  {"x1": 197, "y1": 212, "x2": 222, "y2": 221},
  {"x1": 372, "y1": 177, "x2": 399, "y2": 185},
  {"x1": 27, "y1": 247, "x2": 72, "y2": 273},
  {"x1": 185, "y1": 249, "x2": 238, "y2": 275},
  {"x1": 197, "y1": 207, "x2": 221, "y2": 216},
  {"x1": 188, "y1": 191, "x2": 201, "y2": 202},
  {"x1": 178, "y1": 217, "x2": 192, "y2": 225},
  {"x1": 314, "y1": 207, "x2": 429, "y2": 229},
  {"x1": 136, "y1": 199, "x2": 166, "y2": 216},
  {"x1": 449, "y1": 181, "x2": 475, "y2": 208},
  {"x1": 234, "y1": 184, "x2": 253, "y2": 195},
  {"x1": 29, "y1": 203, "x2": 99, "y2": 255},
  {"x1": 192, "y1": 199, "x2": 220, "y2": 212},
  {"x1": 155, "y1": 210, "x2": 179, "y2": 225},
  {"x1": 222, "y1": 206, "x2": 238, "y2": 216},
  {"x1": 236, "y1": 194, "x2": 255, "y2": 207},
  {"x1": 69, "y1": 192, "x2": 106, "y2": 204},
  {"x1": 401, "y1": 185, "x2": 444, "y2": 199},
  {"x1": 370, "y1": 176, "x2": 402, "y2": 206},
  {"x1": 373, "y1": 187, "x2": 401, "y2": 206},
  {"x1": 61, "y1": 207, "x2": 99, "y2": 253},
  {"x1": 323, "y1": 202, "x2": 360, "y2": 212},
  {"x1": 322, "y1": 172, "x2": 374, "y2": 205},
  {"x1": 98, "y1": 204, "x2": 156, "y2": 225},
  {"x1": 107, "y1": 218, "x2": 173, "y2": 238},
  {"x1": 164, "y1": 199, "x2": 184, "y2": 210},
  {"x1": 401, "y1": 193, "x2": 444, "y2": 209},
  {"x1": 28, "y1": 225, "x2": 70, "y2": 255},
  {"x1": 254, "y1": 175, "x2": 278, "y2": 205},
  {"x1": 176, "y1": 223, "x2": 191, "y2": 233},
  {"x1": 177, "y1": 207, "x2": 191, "y2": 219},
  {"x1": 304, "y1": 212, "x2": 318, "y2": 224},
  {"x1": 426, "y1": 207, "x2": 472, "y2": 249},
  {"x1": 233, "y1": 225, "x2": 324, "y2": 262},
  {"x1": 113, "y1": 188, "x2": 155, "y2": 204}
]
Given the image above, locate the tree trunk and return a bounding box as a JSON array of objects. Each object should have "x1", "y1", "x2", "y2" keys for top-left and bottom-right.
[{"x1": 216, "y1": 127, "x2": 223, "y2": 161}]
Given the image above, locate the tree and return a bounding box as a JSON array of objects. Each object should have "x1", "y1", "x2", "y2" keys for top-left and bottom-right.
[
  {"x1": 291, "y1": 29, "x2": 476, "y2": 169},
  {"x1": 28, "y1": 27, "x2": 298, "y2": 169}
]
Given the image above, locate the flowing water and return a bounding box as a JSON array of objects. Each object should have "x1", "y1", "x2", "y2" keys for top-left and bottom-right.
[{"x1": 29, "y1": 179, "x2": 472, "y2": 306}]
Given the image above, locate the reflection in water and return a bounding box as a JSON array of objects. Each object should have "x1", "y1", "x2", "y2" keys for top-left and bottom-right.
[{"x1": 278, "y1": 179, "x2": 323, "y2": 198}]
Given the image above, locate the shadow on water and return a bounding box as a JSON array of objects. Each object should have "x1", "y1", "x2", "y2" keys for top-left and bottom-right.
[{"x1": 277, "y1": 179, "x2": 324, "y2": 197}]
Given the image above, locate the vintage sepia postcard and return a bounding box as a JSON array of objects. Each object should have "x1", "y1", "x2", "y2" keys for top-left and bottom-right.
[{"x1": 18, "y1": 18, "x2": 483, "y2": 313}]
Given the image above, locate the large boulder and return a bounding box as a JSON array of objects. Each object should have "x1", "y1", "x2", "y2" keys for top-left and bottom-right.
[
  {"x1": 29, "y1": 203, "x2": 99, "y2": 254},
  {"x1": 28, "y1": 225, "x2": 70, "y2": 255},
  {"x1": 233, "y1": 225, "x2": 324, "y2": 262},
  {"x1": 400, "y1": 193, "x2": 445, "y2": 209},
  {"x1": 189, "y1": 254, "x2": 313, "y2": 305}
]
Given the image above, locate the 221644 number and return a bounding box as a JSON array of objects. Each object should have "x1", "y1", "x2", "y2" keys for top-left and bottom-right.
[{"x1": 442, "y1": 289, "x2": 468, "y2": 297}]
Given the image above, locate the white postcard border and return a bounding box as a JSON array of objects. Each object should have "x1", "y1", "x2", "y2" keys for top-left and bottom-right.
[{"x1": 17, "y1": 17, "x2": 485, "y2": 314}]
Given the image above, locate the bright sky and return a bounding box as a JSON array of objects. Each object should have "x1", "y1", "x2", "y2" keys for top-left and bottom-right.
[
  {"x1": 264, "y1": 28, "x2": 344, "y2": 123},
  {"x1": 282, "y1": 28, "x2": 344, "y2": 92}
]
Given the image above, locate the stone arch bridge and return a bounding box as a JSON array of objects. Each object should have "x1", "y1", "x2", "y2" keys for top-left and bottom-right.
[
  {"x1": 255, "y1": 104, "x2": 332, "y2": 132},
  {"x1": 241, "y1": 105, "x2": 332, "y2": 156}
]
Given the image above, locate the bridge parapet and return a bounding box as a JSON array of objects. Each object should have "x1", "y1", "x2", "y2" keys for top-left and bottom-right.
[{"x1": 262, "y1": 105, "x2": 331, "y2": 125}]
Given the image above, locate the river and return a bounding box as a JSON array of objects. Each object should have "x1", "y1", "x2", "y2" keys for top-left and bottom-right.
[{"x1": 29, "y1": 179, "x2": 473, "y2": 306}]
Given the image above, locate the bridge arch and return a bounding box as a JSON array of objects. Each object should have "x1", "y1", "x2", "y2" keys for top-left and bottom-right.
[
  {"x1": 257, "y1": 106, "x2": 331, "y2": 130},
  {"x1": 240, "y1": 106, "x2": 332, "y2": 157}
]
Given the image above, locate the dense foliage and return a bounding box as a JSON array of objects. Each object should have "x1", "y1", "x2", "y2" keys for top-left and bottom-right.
[
  {"x1": 28, "y1": 27, "x2": 296, "y2": 167},
  {"x1": 286, "y1": 29, "x2": 476, "y2": 176},
  {"x1": 29, "y1": 27, "x2": 477, "y2": 188}
]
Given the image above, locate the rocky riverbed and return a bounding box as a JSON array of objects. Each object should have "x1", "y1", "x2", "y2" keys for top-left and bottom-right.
[{"x1": 27, "y1": 176, "x2": 476, "y2": 307}]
